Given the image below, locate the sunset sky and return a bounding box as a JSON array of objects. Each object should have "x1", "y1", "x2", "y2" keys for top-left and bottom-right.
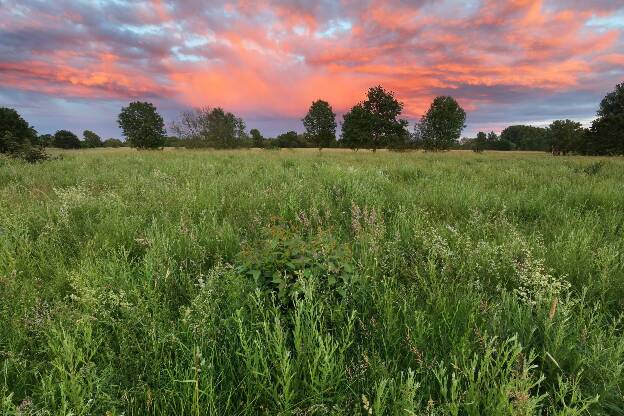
[{"x1": 1, "y1": 0, "x2": 623, "y2": 138}]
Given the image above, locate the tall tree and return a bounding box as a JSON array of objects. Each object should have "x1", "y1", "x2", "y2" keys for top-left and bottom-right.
[
  {"x1": 118, "y1": 101, "x2": 166, "y2": 149},
  {"x1": 82, "y1": 130, "x2": 103, "y2": 148},
  {"x1": 418, "y1": 96, "x2": 466, "y2": 151},
  {"x1": 0, "y1": 107, "x2": 37, "y2": 154},
  {"x1": 302, "y1": 100, "x2": 337, "y2": 150},
  {"x1": 547, "y1": 120, "x2": 584, "y2": 155},
  {"x1": 362, "y1": 86, "x2": 409, "y2": 151},
  {"x1": 584, "y1": 83, "x2": 624, "y2": 155},
  {"x1": 52, "y1": 130, "x2": 81, "y2": 149},
  {"x1": 249, "y1": 128, "x2": 265, "y2": 148},
  {"x1": 473, "y1": 131, "x2": 487, "y2": 152},
  {"x1": 341, "y1": 104, "x2": 371, "y2": 151}
]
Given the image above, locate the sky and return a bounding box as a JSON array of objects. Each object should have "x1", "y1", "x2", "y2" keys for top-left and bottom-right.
[{"x1": 1, "y1": 0, "x2": 623, "y2": 139}]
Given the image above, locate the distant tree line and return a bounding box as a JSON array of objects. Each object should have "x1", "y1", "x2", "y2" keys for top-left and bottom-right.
[{"x1": 1, "y1": 82, "x2": 623, "y2": 158}]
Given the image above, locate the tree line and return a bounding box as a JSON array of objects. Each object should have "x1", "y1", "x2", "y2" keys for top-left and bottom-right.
[{"x1": 1, "y1": 82, "x2": 623, "y2": 161}]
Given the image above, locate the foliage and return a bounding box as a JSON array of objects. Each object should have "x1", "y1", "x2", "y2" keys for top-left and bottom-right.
[
  {"x1": 249, "y1": 128, "x2": 265, "y2": 148},
  {"x1": 500, "y1": 125, "x2": 549, "y2": 151},
  {"x1": 52, "y1": 130, "x2": 81, "y2": 149},
  {"x1": 473, "y1": 131, "x2": 487, "y2": 152},
  {"x1": 170, "y1": 107, "x2": 248, "y2": 148},
  {"x1": 547, "y1": 120, "x2": 585, "y2": 155},
  {"x1": 1, "y1": 149, "x2": 624, "y2": 414},
  {"x1": 0, "y1": 107, "x2": 38, "y2": 154},
  {"x1": 102, "y1": 138, "x2": 124, "y2": 148},
  {"x1": 340, "y1": 103, "x2": 371, "y2": 151},
  {"x1": 82, "y1": 130, "x2": 103, "y2": 148},
  {"x1": 273, "y1": 130, "x2": 307, "y2": 148},
  {"x1": 418, "y1": 96, "x2": 466, "y2": 151},
  {"x1": 117, "y1": 101, "x2": 166, "y2": 149},
  {"x1": 302, "y1": 100, "x2": 337, "y2": 150},
  {"x1": 584, "y1": 83, "x2": 624, "y2": 155}
]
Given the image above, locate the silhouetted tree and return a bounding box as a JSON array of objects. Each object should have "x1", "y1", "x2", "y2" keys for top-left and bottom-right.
[
  {"x1": 547, "y1": 120, "x2": 584, "y2": 155},
  {"x1": 473, "y1": 131, "x2": 487, "y2": 152},
  {"x1": 83, "y1": 130, "x2": 103, "y2": 148},
  {"x1": 584, "y1": 83, "x2": 624, "y2": 155},
  {"x1": 418, "y1": 96, "x2": 466, "y2": 151},
  {"x1": 274, "y1": 131, "x2": 307, "y2": 148},
  {"x1": 52, "y1": 130, "x2": 81, "y2": 149},
  {"x1": 0, "y1": 107, "x2": 37, "y2": 154},
  {"x1": 303, "y1": 100, "x2": 337, "y2": 150},
  {"x1": 500, "y1": 125, "x2": 548, "y2": 151},
  {"x1": 249, "y1": 128, "x2": 265, "y2": 148},
  {"x1": 118, "y1": 101, "x2": 166, "y2": 149},
  {"x1": 341, "y1": 104, "x2": 371, "y2": 151},
  {"x1": 362, "y1": 86, "x2": 409, "y2": 151},
  {"x1": 170, "y1": 107, "x2": 247, "y2": 148}
]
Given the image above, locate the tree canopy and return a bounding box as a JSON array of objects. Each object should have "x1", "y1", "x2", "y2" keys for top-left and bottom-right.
[
  {"x1": 83, "y1": 130, "x2": 103, "y2": 148},
  {"x1": 52, "y1": 130, "x2": 81, "y2": 149},
  {"x1": 302, "y1": 100, "x2": 337, "y2": 150},
  {"x1": 418, "y1": 96, "x2": 466, "y2": 151},
  {"x1": 118, "y1": 101, "x2": 166, "y2": 149},
  {"x1": 170, "y1": 107, "x2": 247, "y2": 148},
  {"x1": 0, "y1": 107, "x2": 38, "y2": 154},
  {"x1": 584, "y1": 82, "x2": 624, "y2": 155}
]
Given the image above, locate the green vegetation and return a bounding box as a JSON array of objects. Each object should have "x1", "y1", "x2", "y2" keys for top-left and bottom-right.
[{"x1": 1, "y1": 148, "x2": 623, "y2": 414}]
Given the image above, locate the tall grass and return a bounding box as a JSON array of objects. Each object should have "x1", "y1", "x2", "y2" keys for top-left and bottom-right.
[{"x1": 1, "y1": 148, "x2": 623, "y2": 414}]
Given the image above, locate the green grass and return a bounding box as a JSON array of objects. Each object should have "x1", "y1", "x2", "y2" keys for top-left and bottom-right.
[{"x1": 1, "y1": 148, "x2": 623, "y2": 415}]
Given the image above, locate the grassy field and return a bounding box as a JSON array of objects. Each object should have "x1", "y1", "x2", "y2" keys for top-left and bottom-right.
[{"x1": 1, "y1": 148, "x2": 623, "y2": 415}]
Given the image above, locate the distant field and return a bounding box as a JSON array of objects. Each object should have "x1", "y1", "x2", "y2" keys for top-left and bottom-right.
[{"x1": 1, "y1": 149, "x2": 623, "y2": 414}]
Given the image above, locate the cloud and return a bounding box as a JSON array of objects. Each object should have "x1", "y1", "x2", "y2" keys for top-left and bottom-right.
[{"x1": 0, "y1": 0, "x2": 623, "y2": 137}]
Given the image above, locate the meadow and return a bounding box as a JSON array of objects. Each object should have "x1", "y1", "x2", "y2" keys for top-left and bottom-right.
[{"x1": 1, "y1": 148, "x2": 623, "y2": 415}]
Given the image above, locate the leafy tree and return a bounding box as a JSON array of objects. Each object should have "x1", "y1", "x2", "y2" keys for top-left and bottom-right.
[
  {"x1": 417, "y1": 96, "x2": 466, "y2": 151},
  {"x1": 274, "y1": 131, "x2": 307, "y2": 148},
  {"x1": 302, "y1": 100, "x2": 337, "y2": 150},
  {"x1": 103, "y1": 138, "x2": 124, "y2": 148},
  {"x1": 250, "y1": 128, "x2": 265, "y2": 148},
  {"x1": 500, "y1": 125, "x2": 548, "y2": 151},
  {"x1": 118, "y1": 101, "x2": 166, "y2": 149},
  {"x1": 341, "y1": 104, "x2": 371, "y2": 151},
  {"x1": 0, "y1": 107, "x2": 37, "y2": 154},
  {"x1": 584, "y1": 83, "x2": 624, "y2": 155},
  {"x1": 52, "y1": 130, "x2": 81, "y2": 149},
  {"x1": 487, "y1": 131, "x2": 498, "y2": 145},
  {"x1": 170, "y1": 107, "x2": 247, "y2": 148},
  {"x1": 362, "y1": 86, "x2": 409, "y2": 151},
  {"x1": 547, "y1": 120, "x2": 584, "y2": 155},
  {"x1": 473, "y1": 131, "x2": 487, "y2": 152},
  {"x1": 82, "y1": 130, "x2": 103, "y2": 148}
]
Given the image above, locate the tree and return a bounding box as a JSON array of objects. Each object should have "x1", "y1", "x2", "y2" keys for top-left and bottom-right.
[
  {"x1": 274, "y1": 131, "x2": 307, "y2": 148},
  {"x1": 473, "y1": 131, "x2": 487, "y2": 152},
  {"x1": 417, "y1": 96, "x2": 466, "y2": 151},
  {"x1": 362, "y1": 86, "x2": 409, "y2": 151},
  {"x1": 250, "y1": 128, "x2": 265, "y2": 148},
  {"x1": 341, "y1": 104, "x2": 371, "y2": 151},
  {"x1": 170, "y1": 107, "x2": 247, "y2": 148},
  {"x1": 547, "y1": 120, "x2": 584, "y2": 155},
  {"x1": 36, "y1": 134, "x2": 53, "y2": 148},
  {"x1": 302, "y1": 100, "x2": 337, "y2": 150},
  {"x1": 103, "y1": 138, "x2": 124, "y2": 148},
  {"x1": 52, "y1": 130, "x2": 81, "y2": 149},
  {"x1": 584, "y1": 83, "x2": 624, "y2": 155},
  {"x1": 118, "y1": 101, "x2": 166, "y2": 149},
  {"x1": 0, "y1": 107, "x2": 37, "y2": 154},
  {"x1": 83, "y1": 130, "x2": 103, "y2": 148},
  {"x1": 500, "y1": 125, "x2": 548, "y2": 151}
]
